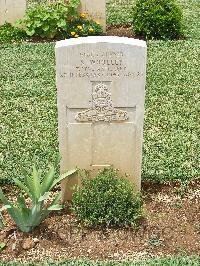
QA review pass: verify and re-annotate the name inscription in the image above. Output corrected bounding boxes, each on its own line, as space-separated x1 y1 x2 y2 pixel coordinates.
60 51 144 79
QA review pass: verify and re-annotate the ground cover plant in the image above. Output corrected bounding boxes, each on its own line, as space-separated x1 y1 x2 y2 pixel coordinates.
0 256 200 265
0 40 199 184
0 23 27 44
107 0 136 25
72 168 143 227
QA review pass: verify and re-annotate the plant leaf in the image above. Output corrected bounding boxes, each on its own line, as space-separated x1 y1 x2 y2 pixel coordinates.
17 196 27 209
0 188 30 231
12 178 31 197
0 243 6 252
26 29 35 36
0 188 12 206
12 206 30 232
47 192 61 209
31 165 41 199
0 211 5 229
42 193 61 220
47 204 63 211
57 20 66 27
50 169 77 190
38 192 50 202
40 166 55 195
24 168 40 201
25 177 35 200
29 203 42 229
0 205 12 211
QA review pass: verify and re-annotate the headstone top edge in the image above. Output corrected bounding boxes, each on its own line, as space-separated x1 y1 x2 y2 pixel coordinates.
55 36 147 49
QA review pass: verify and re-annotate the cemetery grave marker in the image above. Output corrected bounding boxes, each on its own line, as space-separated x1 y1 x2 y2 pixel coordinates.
0 0 26 25
79 0 106 32
56 36 147 200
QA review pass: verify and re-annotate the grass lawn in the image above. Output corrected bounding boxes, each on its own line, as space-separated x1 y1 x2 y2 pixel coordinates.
0 39 199 184
0 256 200 265
1 0 199 184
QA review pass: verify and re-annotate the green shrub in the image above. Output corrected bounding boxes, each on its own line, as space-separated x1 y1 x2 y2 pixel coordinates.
19 0 80 39
132 0 184 40
19 1 102 40
0 23 27 44
0 160 76 233
72 168 143 227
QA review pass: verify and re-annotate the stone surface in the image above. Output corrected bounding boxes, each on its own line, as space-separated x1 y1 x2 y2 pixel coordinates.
56 36 147 201
79 0 106 32
0 0 26 25
22 238 39 250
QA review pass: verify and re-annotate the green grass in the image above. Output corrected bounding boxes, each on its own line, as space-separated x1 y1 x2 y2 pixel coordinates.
0 43 59 183
0 256 200 265
143 40 199 182
177 0 200 39
107 0 136 25
0 41 199 184
0 0 199 184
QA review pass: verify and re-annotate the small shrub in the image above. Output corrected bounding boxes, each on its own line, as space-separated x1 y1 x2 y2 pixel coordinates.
72 168 143 227
19 1 103 40
132 0 184 40
0 23 27 44
19 0 80 39
0 161 76 233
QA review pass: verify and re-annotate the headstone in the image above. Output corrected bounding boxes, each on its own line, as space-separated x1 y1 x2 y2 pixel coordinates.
0 0 26 25
56 36 147 201
79 0 106 32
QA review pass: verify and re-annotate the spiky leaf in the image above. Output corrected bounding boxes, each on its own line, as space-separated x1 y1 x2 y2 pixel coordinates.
38 192 50 202
50 169 77 189
31 165 41 199
40 166 55 195
12 178 31 197
47 204 63 211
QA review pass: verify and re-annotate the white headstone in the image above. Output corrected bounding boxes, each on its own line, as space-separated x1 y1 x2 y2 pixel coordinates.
79 0 106 32
0 0 26 25
56 36 147 201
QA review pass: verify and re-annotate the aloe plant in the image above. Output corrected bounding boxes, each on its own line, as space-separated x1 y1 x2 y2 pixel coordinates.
0 164 76 233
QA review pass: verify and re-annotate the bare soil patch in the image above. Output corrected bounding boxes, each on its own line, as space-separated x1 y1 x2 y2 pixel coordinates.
106 25 134 38
0 181 200 263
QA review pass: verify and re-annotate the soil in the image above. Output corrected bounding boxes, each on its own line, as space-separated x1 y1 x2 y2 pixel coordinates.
0 180 200 263
106 25 135 38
